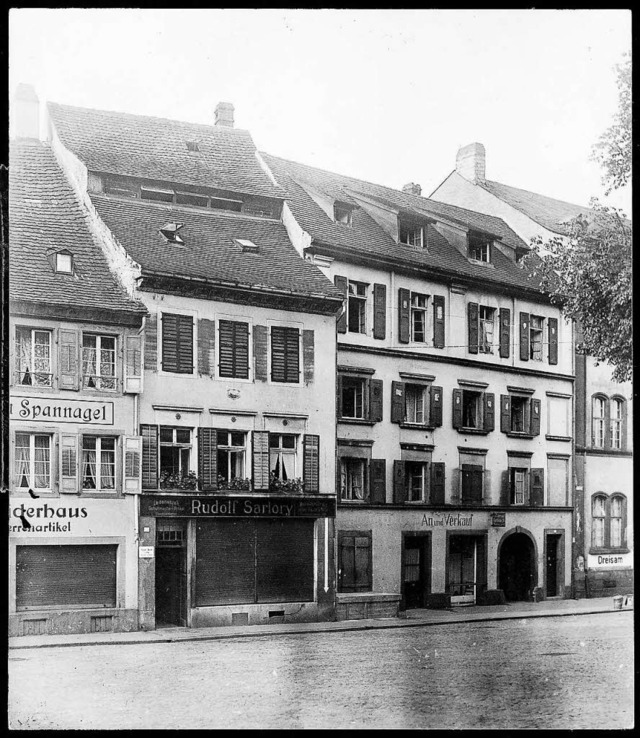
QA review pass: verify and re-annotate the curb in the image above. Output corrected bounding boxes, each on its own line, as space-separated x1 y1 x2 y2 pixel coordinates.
9 606 628 651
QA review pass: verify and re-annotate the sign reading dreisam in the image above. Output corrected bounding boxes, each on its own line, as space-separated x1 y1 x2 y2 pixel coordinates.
10 397 114 425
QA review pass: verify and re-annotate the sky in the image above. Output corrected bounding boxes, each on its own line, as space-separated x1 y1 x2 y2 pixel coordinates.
9 8 632 214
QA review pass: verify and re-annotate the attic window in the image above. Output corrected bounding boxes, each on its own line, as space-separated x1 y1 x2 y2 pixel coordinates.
159 222 185 245
234 238 259 253
186 141 200 152
334 203 353 227
399 221 426 248
141 186 174 204
468 234 491 263
210 196 243 213
56 252 73 274
176 192 208 208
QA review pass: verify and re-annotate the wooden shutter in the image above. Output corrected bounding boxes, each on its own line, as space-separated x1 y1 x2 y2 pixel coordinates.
144 314 157 372
530 468 544 506
256 519 315 602
370 459 386 504
431 462 445 504
390 381 405 424
398 288 411 343
499 308 510 358
60 433 79 494
59 329 79 390
373 283 386 339
123 436 142 494
162 313 193 373
198 428 218 492
530 398 541 436
369 379 383 422
430 385 443 427
483 392 495 432
452 388 462 429
462 464 483 503
621 401 628 451
500 469 510 506
433 295 445 348
140 424 159 490
467 302 479 354
252 430 270 491
124 334 143 393
302 329 315 385
303 434 320 493
336 374 343 419
548 317 558 365
519 312 530 361
500 395 511 433
271 326 300 383
177 315 194 373
393 460 407 504
219 321 249 379
253 324 268 381
198 318 216 378
335 276 348 334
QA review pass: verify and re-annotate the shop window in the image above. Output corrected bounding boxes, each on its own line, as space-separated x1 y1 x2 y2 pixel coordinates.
530 316 544 361
14 433 52 491
161 313 194 374
82 334 117 390
15 327 53 386
218 320 250 379
411 293 428 342
468 234 491 263
269 433 298 481
159 427 192 485
610 398 623 450
216 431 247 485
347 280 368 334
270 326 300 383
592 494 627 551
340 457 367 501
82 436 116 491
338 530 372 592
478 307 495 353
592 396 606 448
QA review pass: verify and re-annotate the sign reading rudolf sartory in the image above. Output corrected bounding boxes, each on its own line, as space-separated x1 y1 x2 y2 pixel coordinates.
140 494 336 519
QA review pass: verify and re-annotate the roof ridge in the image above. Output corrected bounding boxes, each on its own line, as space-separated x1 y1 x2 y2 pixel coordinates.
482 177 591 212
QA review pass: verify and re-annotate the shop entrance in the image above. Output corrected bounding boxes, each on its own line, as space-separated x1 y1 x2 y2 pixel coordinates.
402 534 430 609
155 520 187 627
545 533 563 598
448 535 478 605
499 532 536 602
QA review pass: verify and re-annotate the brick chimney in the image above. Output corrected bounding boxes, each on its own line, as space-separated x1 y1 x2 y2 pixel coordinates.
402 182 422 196
456 142 486 184
214 102 235 128
14 83 40 139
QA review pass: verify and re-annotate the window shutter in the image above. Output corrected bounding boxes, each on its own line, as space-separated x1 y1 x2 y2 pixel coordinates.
124 334 143 393
519 312 530 361
252 430 270 491
393 460 407 504
603 398 612 450
530 468 544 506
500 395 511 433
198 318 216 378
144 314 157 372
398 288 411 343
177 315 194 374
369 379 383 422
370 459 386 504
430 385 443 427
335 276 348 334
302 329 315 385
219 321 249 379
339 534 356 590
467 302 479 354
499 308 510 358
431 462 445 504
433 295 445 348
336 374 343 420
501 469 510 506
140 424 159 490
253 325 268 382
123 436 142 494
373 283 386 339
548 317 558 365
303 434 320 493
462 464 483 504
483 393 495 432
452 388 462 429
60 433 79 494
530 398 541 436
59 330 79 390
271 326 300 383
390 381 405 424
197 428 218 492
161 313 178 372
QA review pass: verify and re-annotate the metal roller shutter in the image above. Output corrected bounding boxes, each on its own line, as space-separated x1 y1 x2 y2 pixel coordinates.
256 519 314 603
16 545 117 610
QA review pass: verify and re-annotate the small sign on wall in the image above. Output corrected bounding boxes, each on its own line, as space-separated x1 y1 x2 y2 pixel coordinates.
491 512 506 527
138 546 155 558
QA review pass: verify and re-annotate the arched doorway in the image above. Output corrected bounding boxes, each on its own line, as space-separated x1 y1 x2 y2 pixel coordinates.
499 532 536 602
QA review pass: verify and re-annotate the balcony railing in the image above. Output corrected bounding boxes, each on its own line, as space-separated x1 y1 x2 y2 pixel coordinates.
15 370 53 387
82 374 118 391
151 474 306 495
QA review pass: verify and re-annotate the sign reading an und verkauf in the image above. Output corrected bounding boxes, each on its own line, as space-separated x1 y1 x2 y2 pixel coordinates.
10 396 114 425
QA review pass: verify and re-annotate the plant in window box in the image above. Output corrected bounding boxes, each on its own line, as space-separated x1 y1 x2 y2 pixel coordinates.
216 475 252 491
269 473 304 494
159 471 199 491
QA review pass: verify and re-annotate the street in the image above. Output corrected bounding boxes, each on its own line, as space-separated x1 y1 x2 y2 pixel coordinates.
9 612 633 730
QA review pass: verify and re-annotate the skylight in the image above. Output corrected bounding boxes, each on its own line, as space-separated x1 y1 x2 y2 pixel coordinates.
159 222 185 245
55 251 73 273
186 141 200 152
233 238 259 253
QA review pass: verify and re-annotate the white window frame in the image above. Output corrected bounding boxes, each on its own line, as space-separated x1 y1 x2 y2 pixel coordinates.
341 376 367 420
510 468 527 505
269 433 298 481
405 383 427 425
216 430 248 483
81 333 118 391
406 460 428 502
592 397 606 448
530 315 544 361
399 222 424 248
14 432 53 491
410 292 429 343
347 281 368 335
159 426 193 479
81 435 118 493
478 306 495 354
591 495 607 548
15 326 53 387
610 398 623 450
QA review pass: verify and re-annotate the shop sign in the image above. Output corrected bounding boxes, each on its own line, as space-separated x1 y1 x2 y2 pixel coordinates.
140 494 336 519
421 513 474 528
139 546 155 558
491 512 506 527
9 502 88 534
587 553 632 570
10 396 114 425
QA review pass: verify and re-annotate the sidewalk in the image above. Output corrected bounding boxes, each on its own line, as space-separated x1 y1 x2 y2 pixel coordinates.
9 595 632 651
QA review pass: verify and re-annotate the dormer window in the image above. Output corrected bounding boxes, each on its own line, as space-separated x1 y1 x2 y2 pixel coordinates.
468 233 491 263
159 222 185 245
185 141 200 152
210 196 243 213
334 202 353 227
399 222 425 248
55 251 73 274
234 238 259 253
141 186 174 204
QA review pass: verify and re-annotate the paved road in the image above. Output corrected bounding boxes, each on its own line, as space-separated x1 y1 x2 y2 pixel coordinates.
9 612 633 730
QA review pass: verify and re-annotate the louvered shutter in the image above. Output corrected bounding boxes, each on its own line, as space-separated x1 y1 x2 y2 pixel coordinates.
144 314 158 372
467 302 479 354
198 318 216 378
499 308 510 358
177 315 194 373
501 469 510 506
519 312 530 361
393 461 407 504
252 430 270 491
530 468 544 506
462 464 483 504
302 330 315 385
271 327 300 383
548 317 558 365
60 433 79 494
370 459 386 504
500 395 511 433
336 374 343 419
253 325 268 381
398 288 411 343
219 320 249 379
140 424 159 490
431 462 445 504
452 388 463 429
369 379 383 422
390 381 405 424
123 436 142 494
335 276 348 334
161 313 178 372
373 283 386 339
483 392 495 432
303 434 320 493
621 401 628 451
433 295 445 348
530 398 541 436
430 385 443 427
59 330 79 390
124 334 143 393
198 428 218 492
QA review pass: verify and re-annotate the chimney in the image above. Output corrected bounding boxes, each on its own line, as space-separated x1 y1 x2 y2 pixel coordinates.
456 142 486 184
14 83 40 139
214 102 235 128
402 182 422 196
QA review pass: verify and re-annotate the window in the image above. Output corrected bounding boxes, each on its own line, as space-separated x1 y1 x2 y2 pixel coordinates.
530 316 544 361
511 396 528 432
453 387 494 434
405 384 426 425
592 495 607 548
334 203 353 226
159 222 185 245
468 234 491 263
176 191 208 208
462 390 482 429
82 334 117 390
407 461 428 502
547 395 570 437
610 398 623 450
14 433 51 490
342 376 365 419
340 458 366 501
338 531 372 592
547 457 569 506
216 431 246 484
461 463 483 504
347 281 368 334
82 436 116 491
270 326 300 383
56 252 73 273
209 196 243 212
592 397 606 448
399 222 424 248
411 293 428 342
610 496 623 548
161 313 194 374
501 394 540 437
159 427 192 483
141 186 174 203
15 327 52 386
478 307 495 354
218 320 249 379
592 494 627 550
510 468 527 505
269 434 297 481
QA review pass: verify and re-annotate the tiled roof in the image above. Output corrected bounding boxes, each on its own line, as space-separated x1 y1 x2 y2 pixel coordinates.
9 139 146 317
47 102 283 200
90 195 342 301
262 154 541 293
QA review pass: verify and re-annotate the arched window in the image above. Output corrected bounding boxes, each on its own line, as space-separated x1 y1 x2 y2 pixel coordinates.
592 396 606 448
610 398 624 450
591 494 607 548
591 493 627 550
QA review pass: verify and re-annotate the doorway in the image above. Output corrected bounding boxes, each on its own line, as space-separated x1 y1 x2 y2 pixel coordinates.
545 533 563 598
155 520 187 627
448 535 477 605
402 534 430 609
499 532 536 602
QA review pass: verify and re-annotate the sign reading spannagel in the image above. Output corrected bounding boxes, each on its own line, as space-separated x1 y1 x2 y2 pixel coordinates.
10 396 114 425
